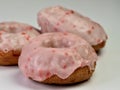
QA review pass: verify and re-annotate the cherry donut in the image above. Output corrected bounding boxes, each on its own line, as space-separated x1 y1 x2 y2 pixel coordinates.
18 32 97 84
0 21 40 65
38 6 108 51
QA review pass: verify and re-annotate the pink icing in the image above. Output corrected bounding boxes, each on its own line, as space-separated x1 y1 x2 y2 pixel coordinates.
37 6 107 45
18 32 97 81
0 22 40 52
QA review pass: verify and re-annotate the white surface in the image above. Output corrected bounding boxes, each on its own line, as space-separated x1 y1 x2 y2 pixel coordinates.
0 0 120 90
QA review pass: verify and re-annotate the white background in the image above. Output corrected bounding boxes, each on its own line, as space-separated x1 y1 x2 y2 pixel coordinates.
0 0 120 90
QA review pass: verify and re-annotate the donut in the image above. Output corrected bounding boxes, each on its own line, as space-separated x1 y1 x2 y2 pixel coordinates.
0 21 40 65
18 32 97 84
37 6 108 51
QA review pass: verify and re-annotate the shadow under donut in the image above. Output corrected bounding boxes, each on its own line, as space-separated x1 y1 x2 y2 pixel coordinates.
13 70 93 90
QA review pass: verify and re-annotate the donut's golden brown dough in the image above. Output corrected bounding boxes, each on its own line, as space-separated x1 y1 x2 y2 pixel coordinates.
42 65 95 85
93 41 106 51
0 50 20 65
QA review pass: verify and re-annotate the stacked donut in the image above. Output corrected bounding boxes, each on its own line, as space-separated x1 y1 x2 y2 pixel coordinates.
1 6 108 85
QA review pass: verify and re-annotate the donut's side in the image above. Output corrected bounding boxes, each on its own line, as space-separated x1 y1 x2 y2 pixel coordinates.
93 41 106 51
0 50 20 65
33 63 96 85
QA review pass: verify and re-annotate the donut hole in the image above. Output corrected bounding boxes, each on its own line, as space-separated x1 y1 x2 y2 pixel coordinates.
42 38 74 48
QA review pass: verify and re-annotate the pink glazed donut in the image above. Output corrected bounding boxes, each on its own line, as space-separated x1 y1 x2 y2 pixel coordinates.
38 6 108 51
0 21 40 65
18 32 97 84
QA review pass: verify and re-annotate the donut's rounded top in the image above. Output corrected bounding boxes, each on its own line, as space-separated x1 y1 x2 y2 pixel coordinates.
0 22 40 52
18 32 97 81
38 6 108 46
